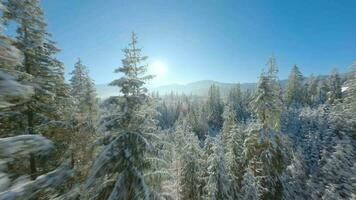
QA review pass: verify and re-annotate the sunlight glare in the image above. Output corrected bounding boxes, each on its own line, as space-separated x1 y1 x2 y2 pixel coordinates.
151 60 167 77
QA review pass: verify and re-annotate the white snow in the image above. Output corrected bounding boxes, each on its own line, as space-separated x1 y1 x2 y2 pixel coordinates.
342 86 348 92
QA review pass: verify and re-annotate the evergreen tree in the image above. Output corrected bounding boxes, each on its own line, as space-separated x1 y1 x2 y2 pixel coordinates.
246 72 287 199
251 73 282 130
282 150 309 200
305 74 318 106
206 84 223 133
69 58 99 131
343 62 356 138
227 84 250 123
317 78 329 104
4 0 71 180
205 138 232 200
266 55 283 103
326 68 342 104
240 168 262 200
179 125 204 200
85 32 160 199
285 65 303 106
226 123 246 198
221 104 236 147
0 10 71 196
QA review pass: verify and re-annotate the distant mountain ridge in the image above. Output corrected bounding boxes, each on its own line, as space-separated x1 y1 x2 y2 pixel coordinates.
95 72 350 99
96 80 271 99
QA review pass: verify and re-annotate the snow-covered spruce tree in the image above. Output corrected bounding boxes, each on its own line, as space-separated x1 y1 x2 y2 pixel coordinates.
298 106 328 175
326 68 342 104
221 103 247 198
179 138 204 200
221 103 236 148
343 62 356 137
285 65 304 107
169 116 192 200
141 98 172 200
305 74 319 107
68 59 100 183
0 2 32 108
187 100 209 140
240 168 262 200
85 32 162 200
3 0 72 180
281 149 309 200
154 131 176 200
251 72 282 130
178 119 204 200
200 135 215 198
226 123 246 199
205 137 232 200
227 84 250 123
266 55 283 104
245 72 287 200
318 138 355 199
307 71 356 199
206 84 223 134
69 58 99 132
0 17 71 198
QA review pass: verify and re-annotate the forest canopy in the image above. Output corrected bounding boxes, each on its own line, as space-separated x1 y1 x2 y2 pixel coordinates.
0 0 355 200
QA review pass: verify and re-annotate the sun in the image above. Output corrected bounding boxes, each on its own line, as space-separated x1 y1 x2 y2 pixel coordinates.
150 60 167 77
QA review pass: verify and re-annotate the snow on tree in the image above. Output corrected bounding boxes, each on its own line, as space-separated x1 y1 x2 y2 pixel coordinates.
305 74 319 106
205 137 232 200
282 149 309 200
251 72 282 130
326 68 342 104
266 55 283 104
0 135 72 200
177 119 204 200
227 84 250 123
3 0 72 180
0 28 71 198
240 168 262 200
206 84 223 134
285 65 304 107
69 58 100 131
342 62 356 137
221 103 236 148
226 123 246 198
245 71 288 199
84 32 166 200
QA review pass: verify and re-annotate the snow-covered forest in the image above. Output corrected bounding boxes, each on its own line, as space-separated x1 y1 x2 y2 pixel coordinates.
0 0 355 199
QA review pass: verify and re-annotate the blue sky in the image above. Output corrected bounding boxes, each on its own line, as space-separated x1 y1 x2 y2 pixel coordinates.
41 0 356 85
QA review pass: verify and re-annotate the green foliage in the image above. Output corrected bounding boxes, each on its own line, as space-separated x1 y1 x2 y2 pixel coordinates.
285 65 303 106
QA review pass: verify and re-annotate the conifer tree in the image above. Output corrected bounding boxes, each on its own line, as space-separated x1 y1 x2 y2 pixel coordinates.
221 104 236 147
251 73 282 130
282 150 309 200
179 126 204 200
227 84 250 123
0 6 71 196
343 62 356 137
206 84 223 133
327 68 342 104
85 32 160 199
285 65 303 106
246 72 286 199
226 123 246 198
4 0 71 180
266 55 283 103
305 75 318 106
205 138 232 200
240 168 262 200
69 58 99 131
